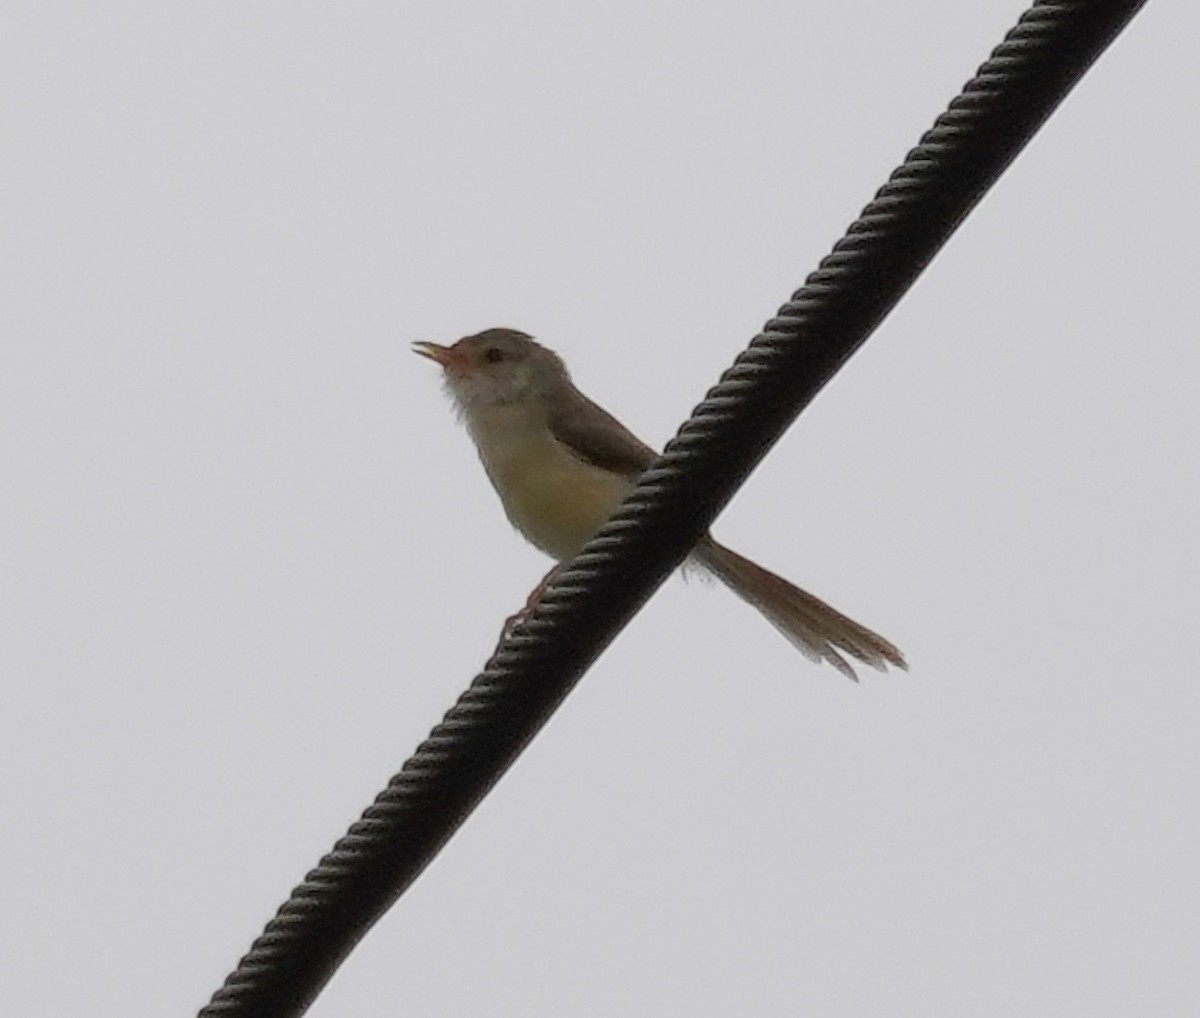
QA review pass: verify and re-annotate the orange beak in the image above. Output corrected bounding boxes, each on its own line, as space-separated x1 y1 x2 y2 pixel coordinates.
412 340 468 376
412 341 456 368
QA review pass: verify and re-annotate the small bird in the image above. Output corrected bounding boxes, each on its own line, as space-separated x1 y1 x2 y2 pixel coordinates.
414 327 905 679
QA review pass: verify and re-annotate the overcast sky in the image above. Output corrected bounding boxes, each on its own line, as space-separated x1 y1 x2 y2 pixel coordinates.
3 2 1196 1016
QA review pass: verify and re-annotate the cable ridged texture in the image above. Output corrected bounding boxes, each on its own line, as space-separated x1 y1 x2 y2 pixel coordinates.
199 3 1146 1015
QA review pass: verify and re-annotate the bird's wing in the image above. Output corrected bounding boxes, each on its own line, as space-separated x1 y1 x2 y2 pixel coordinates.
547 383 658 481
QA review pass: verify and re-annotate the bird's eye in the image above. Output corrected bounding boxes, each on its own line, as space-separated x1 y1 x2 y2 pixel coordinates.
483 347 505 364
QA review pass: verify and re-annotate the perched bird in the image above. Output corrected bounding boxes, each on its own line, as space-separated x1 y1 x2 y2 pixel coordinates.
414 327 905 679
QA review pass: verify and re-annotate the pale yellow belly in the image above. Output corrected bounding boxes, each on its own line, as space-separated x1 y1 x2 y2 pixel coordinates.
476 423 634 561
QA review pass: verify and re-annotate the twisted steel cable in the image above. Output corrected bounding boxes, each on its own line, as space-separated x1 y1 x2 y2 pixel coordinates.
199 3 1146 1015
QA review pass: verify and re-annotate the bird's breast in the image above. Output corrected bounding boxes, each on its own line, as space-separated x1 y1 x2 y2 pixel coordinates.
465 403 633 561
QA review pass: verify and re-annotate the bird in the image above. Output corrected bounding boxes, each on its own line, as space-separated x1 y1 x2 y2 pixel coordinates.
414 327 905 679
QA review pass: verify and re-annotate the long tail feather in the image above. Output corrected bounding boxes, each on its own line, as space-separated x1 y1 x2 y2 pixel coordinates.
692 537 906 681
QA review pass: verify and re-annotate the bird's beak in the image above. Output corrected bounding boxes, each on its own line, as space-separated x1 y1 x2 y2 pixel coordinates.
412 341 455 367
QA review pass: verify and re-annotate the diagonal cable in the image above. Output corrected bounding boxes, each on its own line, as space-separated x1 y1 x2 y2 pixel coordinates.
198 3 1147 1015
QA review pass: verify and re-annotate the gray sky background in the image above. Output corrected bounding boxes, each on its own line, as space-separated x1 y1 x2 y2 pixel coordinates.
3 3 1196 1016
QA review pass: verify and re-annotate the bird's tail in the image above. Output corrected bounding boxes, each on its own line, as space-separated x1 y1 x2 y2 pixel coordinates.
691 537 906 681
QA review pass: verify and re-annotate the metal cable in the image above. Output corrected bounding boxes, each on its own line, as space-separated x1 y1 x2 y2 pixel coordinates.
199 3 1146 1015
